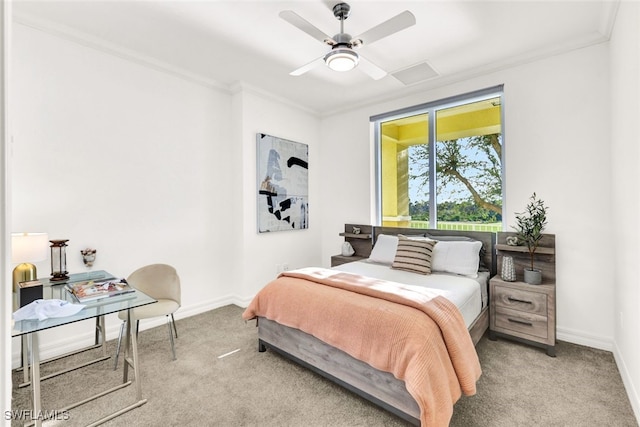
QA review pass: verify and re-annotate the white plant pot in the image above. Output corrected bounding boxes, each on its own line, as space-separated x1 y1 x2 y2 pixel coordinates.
524 268 542 285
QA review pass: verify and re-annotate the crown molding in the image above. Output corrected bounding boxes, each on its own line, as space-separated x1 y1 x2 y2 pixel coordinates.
321 27 611 118
599 0 621 39
14 10 322 117
229 81 320 117
13 11 231 95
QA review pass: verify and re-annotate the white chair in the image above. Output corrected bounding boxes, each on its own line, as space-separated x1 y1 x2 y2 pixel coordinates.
113 264 181 369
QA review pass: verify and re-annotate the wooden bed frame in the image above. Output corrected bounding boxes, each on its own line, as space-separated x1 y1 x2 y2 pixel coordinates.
255 226 497 425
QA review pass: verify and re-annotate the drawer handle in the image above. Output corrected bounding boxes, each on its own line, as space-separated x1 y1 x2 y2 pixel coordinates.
508 318 533 327
507 297 532 305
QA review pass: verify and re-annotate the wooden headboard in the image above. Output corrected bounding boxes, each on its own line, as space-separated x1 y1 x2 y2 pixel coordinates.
342 224 497 276
374 226 497 276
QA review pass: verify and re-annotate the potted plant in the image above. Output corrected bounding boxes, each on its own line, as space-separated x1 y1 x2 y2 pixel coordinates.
513 193 548 285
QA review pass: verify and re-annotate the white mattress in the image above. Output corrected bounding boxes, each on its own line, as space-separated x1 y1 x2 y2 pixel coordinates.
333 260 488 328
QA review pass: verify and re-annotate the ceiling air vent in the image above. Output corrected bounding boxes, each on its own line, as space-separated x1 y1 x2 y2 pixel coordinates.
391 62 439 85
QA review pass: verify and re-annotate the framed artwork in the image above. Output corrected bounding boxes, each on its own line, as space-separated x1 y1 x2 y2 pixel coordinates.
256 133 309 233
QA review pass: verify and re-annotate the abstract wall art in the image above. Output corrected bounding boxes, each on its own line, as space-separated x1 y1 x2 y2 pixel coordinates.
256 133 309 232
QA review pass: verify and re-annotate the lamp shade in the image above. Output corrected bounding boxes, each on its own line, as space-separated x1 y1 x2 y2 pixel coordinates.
12 232 49 263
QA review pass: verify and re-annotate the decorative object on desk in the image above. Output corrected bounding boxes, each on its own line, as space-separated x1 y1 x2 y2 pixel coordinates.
257 133 309 233
11 232 49 292
500 256 517 282
505 236 518 246
66 278 134 302
81 248 97 268
50 239 70 282
513 193 548 285
341 241 355 256
352 226 361 235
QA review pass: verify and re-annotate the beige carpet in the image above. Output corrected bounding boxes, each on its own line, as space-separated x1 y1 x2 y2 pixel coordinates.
11 305 638 426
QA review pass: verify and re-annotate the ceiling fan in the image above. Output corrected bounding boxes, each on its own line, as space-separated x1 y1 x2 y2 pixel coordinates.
280 2 416 80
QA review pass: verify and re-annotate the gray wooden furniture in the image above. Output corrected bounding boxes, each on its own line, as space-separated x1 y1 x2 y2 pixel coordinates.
257 225 496 425
489 232 556 356
330 223 373 267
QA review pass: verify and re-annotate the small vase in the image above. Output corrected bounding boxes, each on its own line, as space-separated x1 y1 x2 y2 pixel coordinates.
524 268 542 285
501 256 516 282
81 248 97 269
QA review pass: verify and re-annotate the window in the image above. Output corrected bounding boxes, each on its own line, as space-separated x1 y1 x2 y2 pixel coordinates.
372 86 504 231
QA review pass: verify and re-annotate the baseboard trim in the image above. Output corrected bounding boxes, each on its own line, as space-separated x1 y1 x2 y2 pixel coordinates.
556 326 613 351
232 295 255 308
613 341 640 423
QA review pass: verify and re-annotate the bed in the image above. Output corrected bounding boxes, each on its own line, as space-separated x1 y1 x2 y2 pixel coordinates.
243 226 496 426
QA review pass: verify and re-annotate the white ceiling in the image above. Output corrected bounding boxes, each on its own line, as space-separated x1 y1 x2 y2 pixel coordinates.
13 0 619 115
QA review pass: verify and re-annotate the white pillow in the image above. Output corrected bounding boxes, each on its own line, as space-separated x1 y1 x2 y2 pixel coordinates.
431 240 482 277
368 234 399 265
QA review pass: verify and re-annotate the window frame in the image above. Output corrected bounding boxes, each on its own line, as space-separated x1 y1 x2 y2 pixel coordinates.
371 85 505 229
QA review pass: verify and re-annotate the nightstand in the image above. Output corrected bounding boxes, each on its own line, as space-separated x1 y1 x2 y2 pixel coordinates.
489 277 556 356
331 224 373 267
490 231 556 357
330 254 366 267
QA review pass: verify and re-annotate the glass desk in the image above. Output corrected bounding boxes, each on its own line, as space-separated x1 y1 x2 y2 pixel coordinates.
11 271 156 427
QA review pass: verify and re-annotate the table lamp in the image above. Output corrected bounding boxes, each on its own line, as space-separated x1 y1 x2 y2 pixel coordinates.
12 232 49 292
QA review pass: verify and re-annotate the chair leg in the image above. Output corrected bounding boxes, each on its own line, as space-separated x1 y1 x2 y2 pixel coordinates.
113 320 126 370
171 313 178 338
167 315 176 360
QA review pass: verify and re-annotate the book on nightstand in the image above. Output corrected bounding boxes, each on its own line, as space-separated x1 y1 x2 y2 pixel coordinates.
66 278 134 303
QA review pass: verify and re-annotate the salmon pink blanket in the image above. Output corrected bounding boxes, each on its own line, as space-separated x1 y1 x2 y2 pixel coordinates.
242 267 482 426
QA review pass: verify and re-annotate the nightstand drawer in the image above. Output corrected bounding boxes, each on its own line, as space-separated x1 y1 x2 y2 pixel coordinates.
494 306 548 339
493 286 547 316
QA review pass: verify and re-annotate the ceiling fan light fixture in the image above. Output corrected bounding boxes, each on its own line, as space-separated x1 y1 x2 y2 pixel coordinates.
324 48 359 72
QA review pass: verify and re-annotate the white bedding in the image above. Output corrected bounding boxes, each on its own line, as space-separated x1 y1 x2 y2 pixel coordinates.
333 260 488 328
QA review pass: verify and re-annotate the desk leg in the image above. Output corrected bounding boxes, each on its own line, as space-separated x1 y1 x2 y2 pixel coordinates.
122 309 142 400
98 316 107 357
76 308 145 426
22 335 29 384
28 332 42 427
130 316 142 401
122 311 131 382
95 317 100 345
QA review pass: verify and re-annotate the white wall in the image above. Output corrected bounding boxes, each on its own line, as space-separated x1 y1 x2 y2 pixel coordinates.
320 43 614 350
319 108 376 262
233 86 322 302
610 0 640 419
9 23 236 363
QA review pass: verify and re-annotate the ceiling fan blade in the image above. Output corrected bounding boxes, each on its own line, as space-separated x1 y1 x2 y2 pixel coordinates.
279 10 336 45
352 10 416 47
358 56 387 80
290 56 325 76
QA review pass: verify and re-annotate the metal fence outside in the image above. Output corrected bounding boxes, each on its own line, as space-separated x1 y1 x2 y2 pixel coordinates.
409 221 502 232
